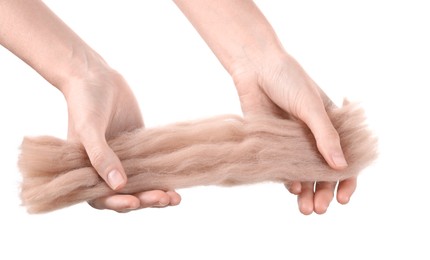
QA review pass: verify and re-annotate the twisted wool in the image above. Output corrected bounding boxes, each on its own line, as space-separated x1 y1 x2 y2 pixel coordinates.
18 102 377 213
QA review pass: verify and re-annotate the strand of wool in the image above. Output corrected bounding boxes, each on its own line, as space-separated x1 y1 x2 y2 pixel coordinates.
18 102 377 213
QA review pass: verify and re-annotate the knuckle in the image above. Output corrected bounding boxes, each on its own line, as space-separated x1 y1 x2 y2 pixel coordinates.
326 130 341 143
315 126 340 144
87 147 106 171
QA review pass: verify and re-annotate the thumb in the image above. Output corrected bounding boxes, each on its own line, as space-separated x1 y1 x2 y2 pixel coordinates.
300 99 348 170
81 132 127 190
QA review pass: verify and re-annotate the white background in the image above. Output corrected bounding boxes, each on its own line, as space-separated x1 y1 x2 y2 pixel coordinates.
1 1 429 259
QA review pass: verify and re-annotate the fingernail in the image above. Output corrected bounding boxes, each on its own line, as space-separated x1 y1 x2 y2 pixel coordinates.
157 197 169 207
332 153 348 168
107 170 124 190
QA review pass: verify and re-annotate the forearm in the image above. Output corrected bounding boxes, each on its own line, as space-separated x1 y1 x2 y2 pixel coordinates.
0 0 104 90
173 0 286 77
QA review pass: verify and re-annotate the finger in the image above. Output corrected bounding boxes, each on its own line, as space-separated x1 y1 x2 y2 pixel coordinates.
284 181 302 195
297 182 315 215
300 97 348 170
336 177 357 204
88 194 140 212
135 190 172 208
314 181 337 214
81 130 127 191
166 190 182 206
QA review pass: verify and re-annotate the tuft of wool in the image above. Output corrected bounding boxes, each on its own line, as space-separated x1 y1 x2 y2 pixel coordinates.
18 102 377 213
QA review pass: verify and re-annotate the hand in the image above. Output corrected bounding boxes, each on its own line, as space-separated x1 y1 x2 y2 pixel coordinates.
232 53 355 215
63 67 181 212
0 0 181 212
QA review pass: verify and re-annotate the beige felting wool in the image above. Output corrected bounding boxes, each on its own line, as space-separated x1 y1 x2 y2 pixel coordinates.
18 101 377 213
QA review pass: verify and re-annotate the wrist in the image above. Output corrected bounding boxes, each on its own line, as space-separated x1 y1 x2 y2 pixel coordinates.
55 47 112 96
229 44 289 87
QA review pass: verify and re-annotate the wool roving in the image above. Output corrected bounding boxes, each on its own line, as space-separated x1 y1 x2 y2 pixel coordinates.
18 102 377 213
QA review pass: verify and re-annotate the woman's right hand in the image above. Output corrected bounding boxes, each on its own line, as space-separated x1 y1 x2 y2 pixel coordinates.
232 53 354 215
